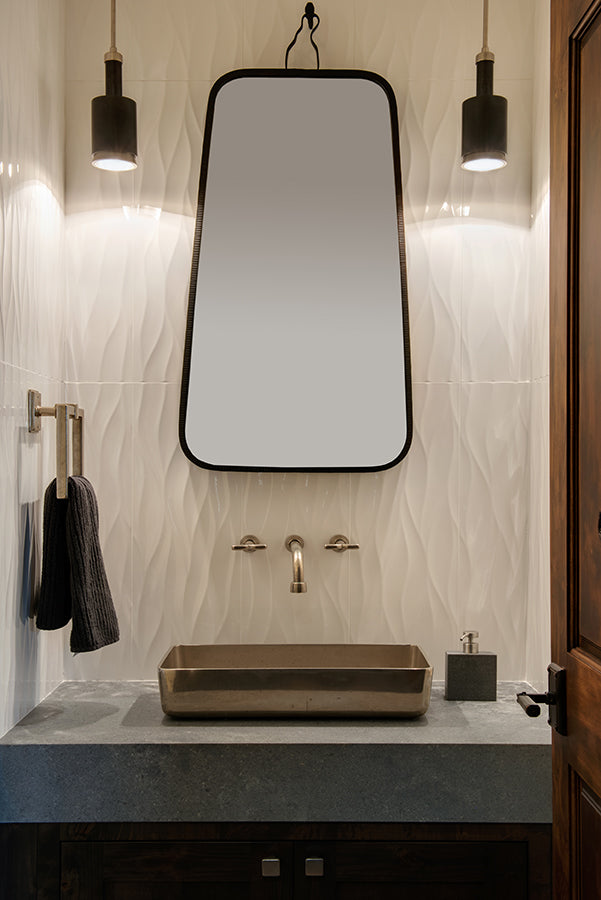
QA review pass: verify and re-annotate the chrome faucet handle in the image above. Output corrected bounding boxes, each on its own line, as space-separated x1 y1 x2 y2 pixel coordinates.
232 534 267 552
324 534 360 552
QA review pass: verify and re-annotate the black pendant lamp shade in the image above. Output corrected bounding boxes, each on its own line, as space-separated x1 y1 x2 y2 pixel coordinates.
461 1 507 172
91 1 137 171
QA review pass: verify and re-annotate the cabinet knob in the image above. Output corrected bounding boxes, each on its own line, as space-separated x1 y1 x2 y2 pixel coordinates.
305 857 324 877
261 858 280 877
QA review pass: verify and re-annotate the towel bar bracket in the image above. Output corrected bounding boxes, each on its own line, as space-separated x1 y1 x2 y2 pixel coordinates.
27 390 42 433
27 389 85 498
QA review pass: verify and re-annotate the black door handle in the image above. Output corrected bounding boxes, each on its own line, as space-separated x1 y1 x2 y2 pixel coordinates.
516 662 567 735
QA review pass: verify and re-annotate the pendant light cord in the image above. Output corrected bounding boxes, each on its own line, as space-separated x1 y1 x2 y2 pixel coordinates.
481 0 489 52
110 0 117 52
105 0 122 62
476 0 494 62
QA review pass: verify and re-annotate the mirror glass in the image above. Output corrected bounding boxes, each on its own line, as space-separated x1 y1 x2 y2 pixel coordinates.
180 70 412 471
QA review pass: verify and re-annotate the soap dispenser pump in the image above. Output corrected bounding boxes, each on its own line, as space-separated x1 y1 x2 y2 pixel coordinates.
445 630 497 701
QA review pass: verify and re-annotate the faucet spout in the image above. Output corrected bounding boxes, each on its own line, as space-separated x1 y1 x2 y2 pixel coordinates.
285 535 307 593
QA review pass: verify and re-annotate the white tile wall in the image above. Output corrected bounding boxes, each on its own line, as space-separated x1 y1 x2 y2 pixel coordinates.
1 0 551 728
62 0 550 684
526 0 551 686
0 0 66 735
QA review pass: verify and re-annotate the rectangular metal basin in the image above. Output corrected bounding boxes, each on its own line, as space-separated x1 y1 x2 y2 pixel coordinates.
158 644 432 718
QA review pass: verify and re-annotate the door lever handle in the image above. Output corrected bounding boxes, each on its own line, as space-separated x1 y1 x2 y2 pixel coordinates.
516 662 567 735
517 691 553 717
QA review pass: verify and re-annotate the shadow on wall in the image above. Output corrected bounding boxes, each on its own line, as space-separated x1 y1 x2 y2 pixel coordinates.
20 501 40 625
10 421 44 725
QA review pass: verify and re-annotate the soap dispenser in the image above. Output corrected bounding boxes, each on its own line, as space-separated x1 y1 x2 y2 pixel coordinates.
445 631 497 701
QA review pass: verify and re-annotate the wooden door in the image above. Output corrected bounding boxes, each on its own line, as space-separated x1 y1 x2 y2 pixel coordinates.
551 0 601 897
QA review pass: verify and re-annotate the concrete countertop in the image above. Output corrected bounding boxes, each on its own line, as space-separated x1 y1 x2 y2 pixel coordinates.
0 681 551 824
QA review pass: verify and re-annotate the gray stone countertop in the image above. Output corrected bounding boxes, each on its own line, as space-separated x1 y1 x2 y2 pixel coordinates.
0 681 551 824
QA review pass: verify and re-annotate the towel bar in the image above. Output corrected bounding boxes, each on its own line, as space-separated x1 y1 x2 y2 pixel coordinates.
28 389 85 499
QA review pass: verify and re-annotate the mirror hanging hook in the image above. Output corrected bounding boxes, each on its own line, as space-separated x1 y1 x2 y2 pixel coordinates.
285 2 320 70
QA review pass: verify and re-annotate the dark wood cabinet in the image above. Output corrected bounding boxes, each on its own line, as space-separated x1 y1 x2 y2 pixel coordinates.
1 822 551 899
294 839 528 899
61 840 292 900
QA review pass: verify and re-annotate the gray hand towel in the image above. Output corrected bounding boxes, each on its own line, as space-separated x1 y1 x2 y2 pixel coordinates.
36 480 71 629
36 476 119 653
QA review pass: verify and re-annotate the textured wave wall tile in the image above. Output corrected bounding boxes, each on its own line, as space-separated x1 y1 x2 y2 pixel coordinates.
66 79 209 217
244 0 354 69
0 0 65 196
354 0 472 85
1 184 65 377
0 362 25 734
0 366 65 735
458 383 530 680
63 382 135 680
460 223 531 383
16 372 66 718
131 213 194 383
65 212 134 382
240 471 351 644
66 211 193 384
532 0 550 219
67 0 244 83
529 194 550 383
525 378 550 684
406 221 462 383
0 0 67 735
128 81 209 218
0 0 65 378
130 383 244 677
54 0 550 687
349 384 460 669
530 0 550 384
398 79 465 226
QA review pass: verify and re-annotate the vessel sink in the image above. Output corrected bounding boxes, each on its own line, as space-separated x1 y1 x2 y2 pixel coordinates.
158 644 432 718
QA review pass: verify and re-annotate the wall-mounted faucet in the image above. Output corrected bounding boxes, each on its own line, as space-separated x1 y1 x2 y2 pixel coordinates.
233 532 358 594
285 535 307 593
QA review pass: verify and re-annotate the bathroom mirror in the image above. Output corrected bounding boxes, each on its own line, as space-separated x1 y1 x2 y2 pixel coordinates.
180 69 412 471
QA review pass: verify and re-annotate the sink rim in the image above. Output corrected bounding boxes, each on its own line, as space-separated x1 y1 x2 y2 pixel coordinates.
158 642 432 673
158 643 433 719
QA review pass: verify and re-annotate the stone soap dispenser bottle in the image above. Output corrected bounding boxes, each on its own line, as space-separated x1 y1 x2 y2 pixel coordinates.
445 631 497 701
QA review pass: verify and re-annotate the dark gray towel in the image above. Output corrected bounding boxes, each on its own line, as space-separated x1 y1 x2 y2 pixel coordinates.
36 476 119 653
36 480 71 629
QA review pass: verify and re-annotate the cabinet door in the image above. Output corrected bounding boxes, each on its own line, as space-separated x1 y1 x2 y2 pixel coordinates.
295 841 528 899
61 841 292 900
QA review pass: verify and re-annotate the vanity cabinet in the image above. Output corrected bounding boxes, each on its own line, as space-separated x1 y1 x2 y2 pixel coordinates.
61 840 291 899
2 822 551 899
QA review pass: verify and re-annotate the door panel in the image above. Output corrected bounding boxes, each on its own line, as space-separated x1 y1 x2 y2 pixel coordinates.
577 1 601 655
551 0 601 896
579 783 601 899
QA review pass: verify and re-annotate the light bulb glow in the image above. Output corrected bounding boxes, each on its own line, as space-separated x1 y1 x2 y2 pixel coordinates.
92 155 137 172
461 155 507 172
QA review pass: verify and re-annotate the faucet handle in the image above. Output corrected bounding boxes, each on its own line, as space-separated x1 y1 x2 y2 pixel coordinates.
232 534 267 552
324 534 360 552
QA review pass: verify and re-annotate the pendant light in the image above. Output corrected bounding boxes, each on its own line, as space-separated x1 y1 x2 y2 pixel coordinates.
91 0 138 171
461 0 507 172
